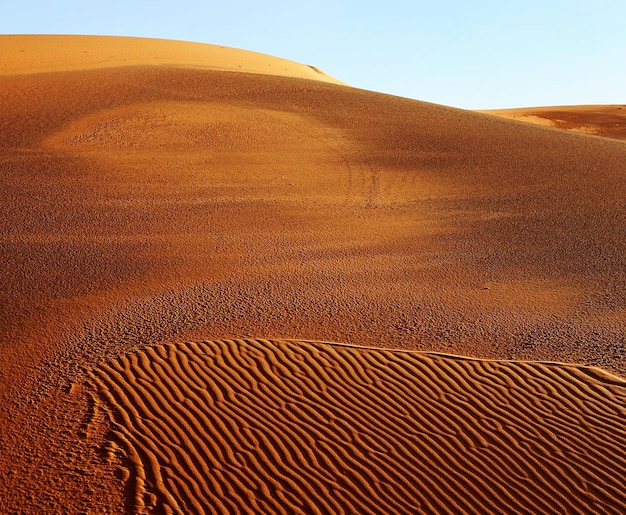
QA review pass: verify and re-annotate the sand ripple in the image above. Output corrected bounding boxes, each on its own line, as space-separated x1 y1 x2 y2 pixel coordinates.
89 339 626 514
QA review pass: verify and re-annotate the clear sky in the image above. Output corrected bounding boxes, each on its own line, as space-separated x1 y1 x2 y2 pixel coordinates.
2 0 624 109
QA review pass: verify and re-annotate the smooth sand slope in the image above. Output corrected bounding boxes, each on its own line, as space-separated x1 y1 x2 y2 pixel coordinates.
89 339 626 514
481 105 626 142
0 34 343 84
1 35 626 512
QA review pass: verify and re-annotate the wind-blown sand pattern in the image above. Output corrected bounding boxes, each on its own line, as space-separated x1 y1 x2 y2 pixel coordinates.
1 35 626 512
90 339 626 514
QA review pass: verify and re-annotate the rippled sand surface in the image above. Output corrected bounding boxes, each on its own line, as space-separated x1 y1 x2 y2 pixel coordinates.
1 35 625 512
90 339 626 514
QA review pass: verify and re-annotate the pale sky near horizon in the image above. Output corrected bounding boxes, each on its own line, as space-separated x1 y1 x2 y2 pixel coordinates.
2 1 624 109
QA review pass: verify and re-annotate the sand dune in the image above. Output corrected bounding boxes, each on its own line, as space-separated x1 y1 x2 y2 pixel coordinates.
480 105 626 142
0 34 344 84
89 339 626 514
1 35 626 512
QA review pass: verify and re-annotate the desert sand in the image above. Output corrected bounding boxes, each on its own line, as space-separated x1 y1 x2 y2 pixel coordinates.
91 339 626 514
1 35 625 513
0 34 344 84
480 105 626 141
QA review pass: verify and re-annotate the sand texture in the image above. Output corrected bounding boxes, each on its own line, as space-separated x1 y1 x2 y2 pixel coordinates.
89 338 626 514
480 105 626 141
1 35 626 512
0 35 344 84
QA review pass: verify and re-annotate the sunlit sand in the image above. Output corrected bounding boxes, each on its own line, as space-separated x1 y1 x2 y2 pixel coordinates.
480 104 626 141
1 35 625 513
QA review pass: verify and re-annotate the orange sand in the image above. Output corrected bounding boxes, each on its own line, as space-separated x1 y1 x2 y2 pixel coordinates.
0 34 344 84
480 105 626 141
1 35 625 512
90 339 626 514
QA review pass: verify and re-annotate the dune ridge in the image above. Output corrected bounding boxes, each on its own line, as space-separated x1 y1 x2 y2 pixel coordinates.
89 338 626 514
0 35 344 84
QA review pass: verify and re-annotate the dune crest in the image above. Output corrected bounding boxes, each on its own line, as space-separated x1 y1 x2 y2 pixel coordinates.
89 338 626 514
0 35 344 84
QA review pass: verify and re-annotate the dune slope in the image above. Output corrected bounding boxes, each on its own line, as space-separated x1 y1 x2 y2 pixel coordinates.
0 34 344 84
480 105 626 142
1 35 625 512
89 338 626 514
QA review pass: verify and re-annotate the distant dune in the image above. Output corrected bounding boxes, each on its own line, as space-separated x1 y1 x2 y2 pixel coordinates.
480 105 626 142
0 34 344 84
1 35 625 513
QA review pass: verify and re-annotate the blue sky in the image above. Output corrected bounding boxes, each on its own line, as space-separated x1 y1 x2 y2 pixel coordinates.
2 0 624 109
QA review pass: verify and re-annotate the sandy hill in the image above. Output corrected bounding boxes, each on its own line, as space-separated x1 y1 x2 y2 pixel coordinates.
0 34 344 84
481 104 626 142
1 35 625 513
